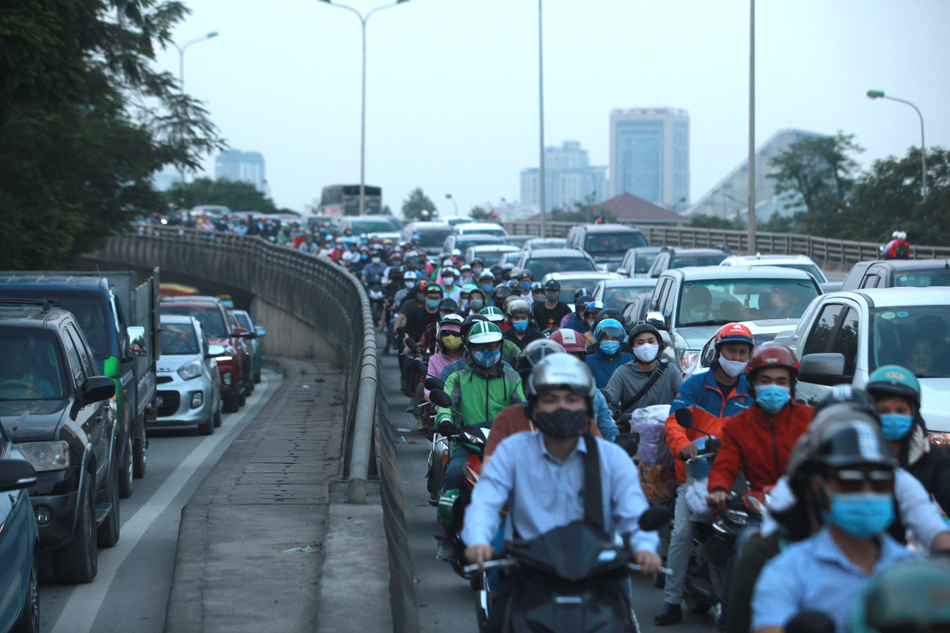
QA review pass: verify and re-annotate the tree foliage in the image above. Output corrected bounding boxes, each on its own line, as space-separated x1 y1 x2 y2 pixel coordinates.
165 178 277 213
469 206 497 222
686 215 742 230
550 193 616 224
0 0 223 269
401 187 437 221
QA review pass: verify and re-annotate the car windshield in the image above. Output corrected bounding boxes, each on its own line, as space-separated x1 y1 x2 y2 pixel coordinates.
892 269 950 288
524 257 596 279
463 227 506 237
556 277 607 304
456 237 502 250
416 228 456 247
162 305 228 337
868 306 950 378
527 239 567 251
349 219 394 234
0 328 66 400
2 290 111 359
676 278 819 327
602 284 655 311
635 252 659 273
472 249 515 267
161 322 200 355
584 232 647 254
671 253 728 268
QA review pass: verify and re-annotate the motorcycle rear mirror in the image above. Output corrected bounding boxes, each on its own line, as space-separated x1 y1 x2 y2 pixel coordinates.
674 408 694 429
638 506 671 532
424 377 444 392
396 326 406 336
785 611 836 633
405 338 417 352
410 359 427 375
614 432 640 457
429 389 452 409
437 421 459 437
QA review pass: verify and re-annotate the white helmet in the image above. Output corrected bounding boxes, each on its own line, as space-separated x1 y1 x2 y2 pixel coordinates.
892 231 900 239
899 231 907 240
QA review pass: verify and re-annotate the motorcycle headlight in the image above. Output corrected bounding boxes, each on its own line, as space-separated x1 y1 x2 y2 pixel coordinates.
725 509 748 525
18 440 70 472
177 360 203 381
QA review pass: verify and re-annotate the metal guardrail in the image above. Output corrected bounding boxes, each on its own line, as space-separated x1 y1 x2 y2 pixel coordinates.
501 221 950 264
90 226 378 504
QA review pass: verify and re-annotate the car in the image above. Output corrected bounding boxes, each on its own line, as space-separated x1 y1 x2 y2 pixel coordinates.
456 223 508 238
591 278 658 312
503 235 533 249
541 272 622 312
0 299 120 584
155 315 224 435
647 266 822 374
772 287 950 438
497 251 523 268
446 217 473 227
519 237 567 252
365 231 401 244
513 248 597 280
720 253 829 284
441 234 505 261
231 309 266 383
332 215 403 235
620 291 656 329
646 247 730 278
840 259 950 291
616 246 663 278
464 244 521 269
400 221 457 257
160 297 255 413
0 423 40 632
565 224 648 272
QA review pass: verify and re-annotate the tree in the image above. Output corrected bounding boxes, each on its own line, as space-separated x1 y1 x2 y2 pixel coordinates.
401 188 436 221
470 206 497 222
381 205 393 216
550 193 615 224
686 215 742 230
165 178 277 214
0 0 223 269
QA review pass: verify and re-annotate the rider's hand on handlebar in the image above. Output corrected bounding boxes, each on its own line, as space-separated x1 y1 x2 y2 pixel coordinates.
632 550 662 576
680 445 699 461
707 489 729 511
465 543 494 571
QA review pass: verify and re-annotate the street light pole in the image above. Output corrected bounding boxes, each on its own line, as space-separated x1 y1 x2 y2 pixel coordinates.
747 0 756 252
537 0 547 238
445 193 459 217
171 31 218 184
320 1 409 216
867 90 927 199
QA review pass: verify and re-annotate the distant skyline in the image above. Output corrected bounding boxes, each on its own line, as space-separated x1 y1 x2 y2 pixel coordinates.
154 1 950 214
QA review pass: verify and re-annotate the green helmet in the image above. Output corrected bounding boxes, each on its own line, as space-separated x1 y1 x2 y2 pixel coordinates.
866 364 921 409
466 320 502 345
438 489 460 524
479 306 505 324
850 559 950 633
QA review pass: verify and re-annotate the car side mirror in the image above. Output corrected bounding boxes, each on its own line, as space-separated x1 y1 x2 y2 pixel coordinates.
127 326 147 357
798 353 850 386
256 328 267 338
206 344 227 357
84 375 116 404
429 389 452 408
233 327 257 339
0 459 37 493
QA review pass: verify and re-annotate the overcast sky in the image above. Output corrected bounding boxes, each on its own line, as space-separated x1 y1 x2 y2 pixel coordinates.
155 0 950 215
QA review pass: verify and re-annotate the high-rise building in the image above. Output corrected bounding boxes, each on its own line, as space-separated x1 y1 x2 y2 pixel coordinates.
609 108 689 208
520 141 609 213
215 149 267 194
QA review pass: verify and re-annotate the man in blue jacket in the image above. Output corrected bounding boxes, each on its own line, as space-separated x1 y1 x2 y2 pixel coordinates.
586 318 634 389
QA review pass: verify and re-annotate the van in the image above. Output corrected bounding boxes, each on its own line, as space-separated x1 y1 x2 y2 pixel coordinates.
565 224 648 272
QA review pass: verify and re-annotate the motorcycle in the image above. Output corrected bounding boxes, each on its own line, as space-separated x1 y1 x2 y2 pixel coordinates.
364 274 385 325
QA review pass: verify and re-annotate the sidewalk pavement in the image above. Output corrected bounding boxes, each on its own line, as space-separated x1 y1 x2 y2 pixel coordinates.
164 358 392 633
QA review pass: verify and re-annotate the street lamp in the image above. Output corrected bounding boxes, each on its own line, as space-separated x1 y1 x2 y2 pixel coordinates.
537 0 547 238
319 0 410 216
867 90 927 199
445 193 459 217
671 196 687 214
171 31 219 183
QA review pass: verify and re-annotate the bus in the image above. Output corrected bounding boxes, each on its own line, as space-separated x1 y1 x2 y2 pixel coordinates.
318 184 382 216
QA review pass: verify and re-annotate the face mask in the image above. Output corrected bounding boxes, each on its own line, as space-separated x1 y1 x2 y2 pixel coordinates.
600 340 621 356
521 281 532 291
533 407 587 439
472 349 501 369
533 295 544 303
426 299 440 310
755 384 790 414
880 413 914 441
470 299 484 311
633 343 659 363
472 268 483 277
443 277 454 286
545 291 559 302
371 257 381 264
460 300 469 311
360 254 368 260
416 293 424 304
822 490 895 539
719 358 747 378
405 281 415 289
442 334 463 350
481 284 494 293
512 320 529 332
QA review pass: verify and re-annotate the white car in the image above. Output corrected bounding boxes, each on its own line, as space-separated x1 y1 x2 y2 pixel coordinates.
773 287 950 438
456 223 508 238
720 254 829 285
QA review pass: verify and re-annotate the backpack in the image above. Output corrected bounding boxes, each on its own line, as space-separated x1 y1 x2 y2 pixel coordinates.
895 241 910 259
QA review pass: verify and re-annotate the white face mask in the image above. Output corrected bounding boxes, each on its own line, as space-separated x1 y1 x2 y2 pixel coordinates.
719 358 747 378
405 280 415 289
443 277 454 285
371 257 381 264
633 343 659 363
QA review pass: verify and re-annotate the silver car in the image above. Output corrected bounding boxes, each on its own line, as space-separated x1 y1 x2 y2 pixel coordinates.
155 315 224 435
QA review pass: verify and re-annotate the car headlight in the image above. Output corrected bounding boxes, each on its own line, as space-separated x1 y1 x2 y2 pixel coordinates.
929 432 950 451
177 360 203 381
680 350 701 373
18 441 70 472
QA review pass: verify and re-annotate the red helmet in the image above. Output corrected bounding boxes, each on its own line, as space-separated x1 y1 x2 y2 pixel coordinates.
747 342 799 376
715 323 754 352
548 328 587 353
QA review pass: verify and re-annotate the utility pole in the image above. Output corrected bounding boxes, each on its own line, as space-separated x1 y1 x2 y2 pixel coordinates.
747 0 756 253
537 0 547 238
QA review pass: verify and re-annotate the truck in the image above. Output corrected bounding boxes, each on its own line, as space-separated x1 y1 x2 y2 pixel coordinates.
0 269 161 499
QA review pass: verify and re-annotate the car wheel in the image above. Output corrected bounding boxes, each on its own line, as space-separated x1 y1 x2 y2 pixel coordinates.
52 474 97 584
133 438 147 479
197 409 214 436
213 399 223 427
222 391 239 413
245 373 254 396
12 553 39 633
118 432 133 499
253 371 261 384
97 459 121 548
237 382 246 407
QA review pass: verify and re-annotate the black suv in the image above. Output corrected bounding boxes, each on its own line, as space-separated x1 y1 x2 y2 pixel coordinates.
0 299 119 584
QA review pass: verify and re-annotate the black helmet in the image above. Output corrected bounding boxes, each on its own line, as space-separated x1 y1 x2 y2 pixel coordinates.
593 308 623 329
489 265 504 277
515 338 566 381
388 265 405 276
492 286 512 303
470 258 485 268
530 281 543 291
423 283 443 296
460 313 489 340
810 417 895 471
575 294 594 313
628 323 664 352
543 279 561 292
438 298 458 312
813 385 880 422
506 279 521 291
573 288 590 303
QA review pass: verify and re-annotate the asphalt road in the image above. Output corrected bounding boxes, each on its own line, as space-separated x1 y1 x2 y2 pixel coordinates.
381 351 715 633
38 368 282 633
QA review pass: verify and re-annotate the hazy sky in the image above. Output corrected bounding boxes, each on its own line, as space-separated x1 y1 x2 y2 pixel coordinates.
155 0 950 215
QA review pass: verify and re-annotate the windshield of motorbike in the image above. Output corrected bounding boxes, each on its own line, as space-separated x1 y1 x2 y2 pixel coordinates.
0 328 67 400
525 257 596 280
162 306 228 337
584 232 647 255
868 306 950 378
676 278 819 327
892 268 950 288
161 322 200 355
671 253 728 269
416 227 456 248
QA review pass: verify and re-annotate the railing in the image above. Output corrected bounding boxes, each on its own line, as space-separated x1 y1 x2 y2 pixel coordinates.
501 221 950 264
89 226 378 504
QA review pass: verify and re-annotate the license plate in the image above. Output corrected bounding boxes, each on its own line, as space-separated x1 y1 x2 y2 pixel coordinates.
156 397 164 407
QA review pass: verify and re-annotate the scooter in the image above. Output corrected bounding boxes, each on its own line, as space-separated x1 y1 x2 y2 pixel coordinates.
424 378 449 504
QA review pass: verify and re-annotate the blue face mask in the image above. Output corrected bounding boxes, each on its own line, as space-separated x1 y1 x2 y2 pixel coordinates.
755 384 790 414
360 254 368 260
472 349 501 368
521 281 532 291
426 299 440 309
512 320 528 332
599 340 621 356
880 413 914 441
481 284 494 293
822 490 895 539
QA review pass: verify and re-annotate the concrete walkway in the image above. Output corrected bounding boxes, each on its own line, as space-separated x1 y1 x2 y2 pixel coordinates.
164 358 391 633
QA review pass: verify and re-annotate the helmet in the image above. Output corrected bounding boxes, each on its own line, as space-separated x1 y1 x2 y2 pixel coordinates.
714 323 754 352
467 320 503 345
850 560 950 633
747 342 799 377
594 318 626 342
503 263 514 271
438 298 458 312
515 338 566 380
520 269 533 280
866 365 921 410
892 231 900 239
573 288 590 303
506 279 521 291
460 313 489 340
490 265 504 277
524 354 596 401
575 294 595 313
389 265 405 276
461 283 478 294
460 264 472 272
813 385 880 421
439 313 464 329
584 300 606 318
543 279 561 292
424 283 443 296
479 306 505 323
492 286 512 303
404 270 418 281
507 299 532 317
810 417 895 471
452 248 462 257
593 308 623 329
645 312 667 331
531 281 543 291
479 271 495 282
548 328 587 353
470 258 485 268
628 323 663 351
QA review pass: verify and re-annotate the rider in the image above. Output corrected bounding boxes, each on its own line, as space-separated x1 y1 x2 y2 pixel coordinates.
656 323 755 626
463 354 662 633
440 266 461 302
424 314 466 398
503 299 543 351
560 288 590 328
360 251 387 285
479 307 520 360
549 328 620 442
603 324 683 415
585 318 634 389
532 279 571 331
564 295 596 345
